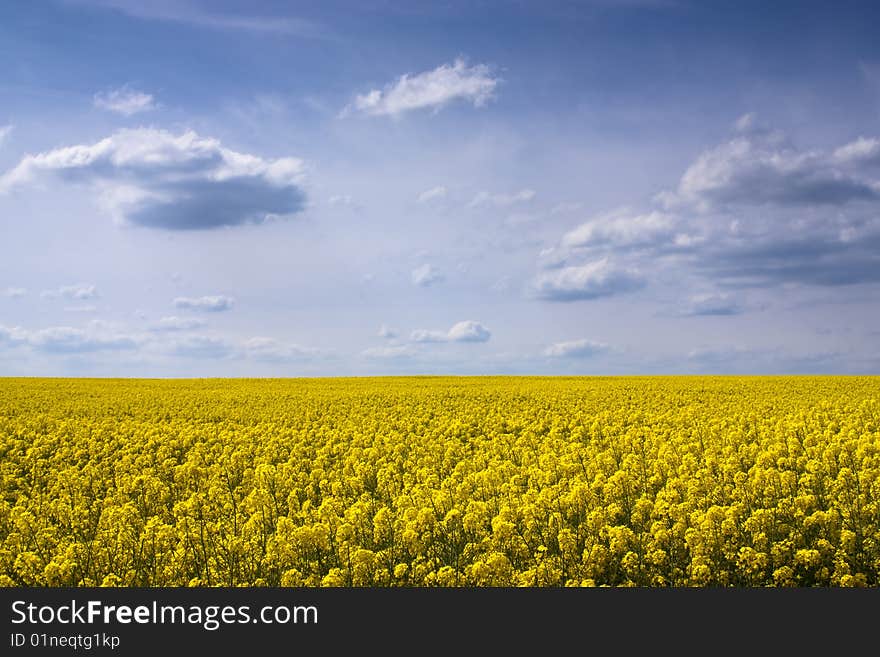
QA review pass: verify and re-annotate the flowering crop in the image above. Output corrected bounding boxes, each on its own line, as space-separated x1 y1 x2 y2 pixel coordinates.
1 376 878 586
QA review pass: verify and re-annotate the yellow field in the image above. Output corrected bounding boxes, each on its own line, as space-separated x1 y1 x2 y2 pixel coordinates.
1 376 878 587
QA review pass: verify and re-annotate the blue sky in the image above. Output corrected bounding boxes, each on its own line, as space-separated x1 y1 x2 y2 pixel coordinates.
1 0 879 376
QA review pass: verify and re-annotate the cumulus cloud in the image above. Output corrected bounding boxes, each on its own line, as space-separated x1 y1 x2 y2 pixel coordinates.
411 320 491 343
93 86 157 115
2 287 26 298
173 295 234 312
468 188 536 208
151 316 207 331
243 337 318 362
662 118 879 210
0 128 307 230
531 258 645 302
417 186 448 203
40 284 98 300
411 264 444 287
544 339 609 358
535 117 880 293
346 58 499 118
561 210 678 250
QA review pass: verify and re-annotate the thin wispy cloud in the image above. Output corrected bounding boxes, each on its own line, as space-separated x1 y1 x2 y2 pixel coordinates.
468 189 536 208
544 339 609 358
411 264 444 287
93 86 157 115
40 284 98 300
173 295 234 312
70 0 324 37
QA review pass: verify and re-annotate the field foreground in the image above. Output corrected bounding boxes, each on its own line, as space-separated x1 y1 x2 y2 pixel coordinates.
1 376 878 587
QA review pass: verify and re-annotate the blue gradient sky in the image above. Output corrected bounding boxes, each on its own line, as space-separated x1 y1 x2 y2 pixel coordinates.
1 0 879 375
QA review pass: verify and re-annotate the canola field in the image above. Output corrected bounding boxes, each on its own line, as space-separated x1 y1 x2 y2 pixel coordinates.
1 376 878 587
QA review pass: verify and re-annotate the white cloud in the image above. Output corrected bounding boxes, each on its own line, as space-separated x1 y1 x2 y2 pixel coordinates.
544 339 609 358
561 210 677 249
71 1 322 37
412 264 444 287
411 320 491 343
417 186 447 203
243 337 318 362
40 283 98 300
0 124 12 146
173 295 234 312
27 325 139 353
531 258 645 301
377 324 398 339
2 287 26 298
151 316 207 331
93 86 157 116
662 121 878 210
0 128 306 230
346 58 499 118
833 136 880 168
361 345 416 359
468 188 536 208
447 320 491 342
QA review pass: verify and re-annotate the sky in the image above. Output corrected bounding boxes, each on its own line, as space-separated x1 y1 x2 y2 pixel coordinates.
1 0 879 376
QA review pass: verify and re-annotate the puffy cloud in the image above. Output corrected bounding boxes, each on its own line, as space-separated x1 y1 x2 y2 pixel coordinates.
243 337 318 362
151 316 207 331
0 128 306 230
346 58 499 118
417 185 448 203
561 210 678 250
2 287 26 298
447 320 491 342
377 324 398 339
531 258 645 302
543 339 609 358
40 283 98 300
411 264 444 287
663 120 879 210
173 295 234 312
535 118 880 293
411 320 490 343
468 188 536 208
93 86 157 115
